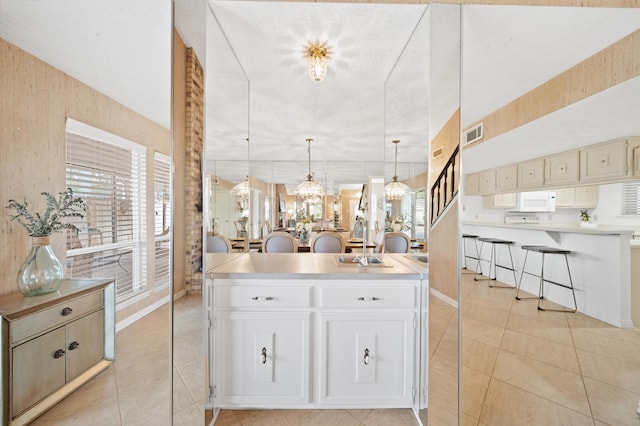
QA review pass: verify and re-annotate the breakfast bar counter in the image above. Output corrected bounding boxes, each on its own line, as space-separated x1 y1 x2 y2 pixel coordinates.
464 222 634 327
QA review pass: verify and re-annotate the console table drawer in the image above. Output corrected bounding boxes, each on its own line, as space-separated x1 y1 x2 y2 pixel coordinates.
11 291 104 344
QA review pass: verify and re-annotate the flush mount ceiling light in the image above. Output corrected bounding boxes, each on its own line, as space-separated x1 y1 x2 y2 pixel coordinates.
385 140 411 201
307 42 329 82
294 138 325 199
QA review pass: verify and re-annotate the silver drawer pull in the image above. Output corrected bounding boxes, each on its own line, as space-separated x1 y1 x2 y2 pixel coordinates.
357 297 379 301
261 347 267 364
364 348 370 365
251 296 274 301
61 307 73 316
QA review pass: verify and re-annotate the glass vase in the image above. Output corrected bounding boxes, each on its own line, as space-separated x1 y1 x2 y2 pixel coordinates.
17 236 64 296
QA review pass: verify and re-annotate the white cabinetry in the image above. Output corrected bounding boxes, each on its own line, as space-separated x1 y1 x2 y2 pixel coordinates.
1 280 115 425
212 278 419 409
214 283 312 407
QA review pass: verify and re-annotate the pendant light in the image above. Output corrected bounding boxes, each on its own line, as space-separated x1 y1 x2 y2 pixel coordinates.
293 138 325 199
385 140 411 201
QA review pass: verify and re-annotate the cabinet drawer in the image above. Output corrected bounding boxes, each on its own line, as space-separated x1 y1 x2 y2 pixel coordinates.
11 291 103 344
320 286 416 309
215 286 311 309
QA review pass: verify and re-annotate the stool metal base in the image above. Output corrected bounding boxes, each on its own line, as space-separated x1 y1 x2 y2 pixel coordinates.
474 238 517 288
462 234 480 270
516 245 577 313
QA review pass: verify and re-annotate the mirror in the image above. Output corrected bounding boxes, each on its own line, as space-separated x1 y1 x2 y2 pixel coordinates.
460 5 640 425
1 0 173 424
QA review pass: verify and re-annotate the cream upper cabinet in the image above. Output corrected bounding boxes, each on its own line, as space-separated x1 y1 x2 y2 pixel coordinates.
478 169 496 195
545 150 579 186
633 146 640 177
496 164 518 192
580 139 627 182
554 188 576 207
518 158 545 189
464 173 480 195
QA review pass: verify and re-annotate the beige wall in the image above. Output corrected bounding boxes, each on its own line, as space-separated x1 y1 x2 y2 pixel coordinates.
0 38 171 320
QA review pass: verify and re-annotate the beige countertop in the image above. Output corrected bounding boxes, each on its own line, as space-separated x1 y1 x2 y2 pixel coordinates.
464 221 639 236
208 252 424 280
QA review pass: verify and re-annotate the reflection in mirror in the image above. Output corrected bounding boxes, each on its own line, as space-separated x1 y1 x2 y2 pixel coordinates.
460 5 640 425
1 0 173 424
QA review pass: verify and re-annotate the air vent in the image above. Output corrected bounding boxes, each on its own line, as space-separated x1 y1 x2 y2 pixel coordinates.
432 147 443 159
463 122 483 146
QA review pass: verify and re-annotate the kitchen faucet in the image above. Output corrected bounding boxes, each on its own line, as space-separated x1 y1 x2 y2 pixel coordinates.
354 217 368 266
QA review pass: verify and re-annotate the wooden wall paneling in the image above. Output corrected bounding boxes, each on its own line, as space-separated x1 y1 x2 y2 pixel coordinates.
428 200 459 302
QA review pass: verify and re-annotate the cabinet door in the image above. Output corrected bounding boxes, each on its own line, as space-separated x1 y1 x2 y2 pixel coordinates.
318 312 415 407
580 139 626 182
545 150 579 186
464 173 479 195
215 311 310 407
496 164 517 192
633 146 640 177
478 170 495 195
66 310 105 381
575 186 598 208
482 193 516 209
518 158 545 189
554 188 576 208
12 327 66 416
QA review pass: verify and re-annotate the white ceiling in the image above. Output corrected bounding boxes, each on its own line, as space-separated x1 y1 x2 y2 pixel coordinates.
2 2 639 190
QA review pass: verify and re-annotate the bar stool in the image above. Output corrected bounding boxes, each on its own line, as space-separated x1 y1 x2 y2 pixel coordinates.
461 234 480 270
515 245 577 312
474 238 517 288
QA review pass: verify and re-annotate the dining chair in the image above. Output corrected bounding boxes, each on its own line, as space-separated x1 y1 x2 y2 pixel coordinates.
310 232 345 253
373 230 386 253
384 232 411 253
262 231 298 253
206 235 232 253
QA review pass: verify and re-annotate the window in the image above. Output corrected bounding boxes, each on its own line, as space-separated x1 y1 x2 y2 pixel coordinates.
622 181 640 215
154 152 171 289
65 119 147 302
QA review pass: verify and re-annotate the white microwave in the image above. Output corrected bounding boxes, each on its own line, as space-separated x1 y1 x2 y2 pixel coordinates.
510 191 556 212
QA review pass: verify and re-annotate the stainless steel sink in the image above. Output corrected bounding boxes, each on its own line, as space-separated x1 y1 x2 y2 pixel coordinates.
334 255 391 267
405 254 429 264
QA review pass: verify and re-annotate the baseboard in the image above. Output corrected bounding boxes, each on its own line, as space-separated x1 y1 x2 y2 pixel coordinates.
430 287 458 309
115 294 170 332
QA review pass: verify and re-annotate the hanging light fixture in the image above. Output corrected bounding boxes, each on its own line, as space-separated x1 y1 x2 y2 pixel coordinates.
385 140 411 201
307 42 329 82
294 138 325 199
231 177 250 200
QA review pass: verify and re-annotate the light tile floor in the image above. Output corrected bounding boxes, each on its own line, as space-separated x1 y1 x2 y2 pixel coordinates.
25 272 640 425
456 268 640 426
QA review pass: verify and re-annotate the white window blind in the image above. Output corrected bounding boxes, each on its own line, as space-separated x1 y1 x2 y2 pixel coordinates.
154 152 171 289
65 119 147 302
622 181 640 215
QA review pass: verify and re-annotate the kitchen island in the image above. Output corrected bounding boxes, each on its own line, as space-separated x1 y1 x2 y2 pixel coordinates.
205 252 427 416
464 222 635 327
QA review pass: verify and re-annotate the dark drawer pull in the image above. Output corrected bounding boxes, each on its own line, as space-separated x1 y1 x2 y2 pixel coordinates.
61 307 73 316
68 341 80 351
53 349 65 359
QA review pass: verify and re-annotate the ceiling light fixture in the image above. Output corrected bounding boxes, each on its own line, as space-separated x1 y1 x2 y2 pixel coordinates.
231 177 250 200
385 140 411 201
307 42 329 83
294 138 325 199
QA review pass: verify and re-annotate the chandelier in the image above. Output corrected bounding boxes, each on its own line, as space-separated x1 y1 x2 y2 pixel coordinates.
294 138 325 199
231 178 250 200
307 42 329 82
385 140 411 201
